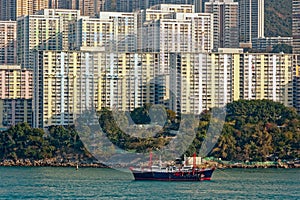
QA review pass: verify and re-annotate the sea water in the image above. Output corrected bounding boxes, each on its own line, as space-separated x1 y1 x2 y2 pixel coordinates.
0 167 299 199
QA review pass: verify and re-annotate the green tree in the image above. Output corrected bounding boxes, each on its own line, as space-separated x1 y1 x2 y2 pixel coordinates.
271 44 292 53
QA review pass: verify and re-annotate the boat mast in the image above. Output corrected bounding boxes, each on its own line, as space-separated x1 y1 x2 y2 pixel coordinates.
193 152 196 168
149 151 153 168
159 154 162 167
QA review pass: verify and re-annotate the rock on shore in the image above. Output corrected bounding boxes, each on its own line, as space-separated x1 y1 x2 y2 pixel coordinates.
0 158 108 168
203 161 300 169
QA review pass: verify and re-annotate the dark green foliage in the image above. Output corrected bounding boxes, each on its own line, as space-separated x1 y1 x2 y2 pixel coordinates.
208 100 300 161
47 125 89 159
0 123 49 160
184 112 209 156
271 44 292 53
98 107 171 153
0 123 91 161
0 100 299 162
225 99 297 126
265 0 292 37
130 103 152 124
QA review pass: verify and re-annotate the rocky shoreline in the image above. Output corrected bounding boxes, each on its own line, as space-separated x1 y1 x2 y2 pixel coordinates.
0 159 108 168
1 159 299 169
203 161 300 169
214 163 300 169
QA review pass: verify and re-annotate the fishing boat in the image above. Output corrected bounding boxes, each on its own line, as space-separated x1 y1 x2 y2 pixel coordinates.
130 153 215 181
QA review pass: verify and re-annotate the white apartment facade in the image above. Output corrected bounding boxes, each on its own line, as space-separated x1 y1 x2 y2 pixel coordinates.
205 0 239 49
98 12 138 52
17 14 62 68
0 21 17 64
33 50 158 128
70 16 114 51
170 52 296 115
17 9 80 68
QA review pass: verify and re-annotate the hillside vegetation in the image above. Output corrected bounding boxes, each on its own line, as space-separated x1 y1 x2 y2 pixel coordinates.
0 124 93 162
265 0 292 37
0 100 299 163
208 100 299 161
97 100 300 162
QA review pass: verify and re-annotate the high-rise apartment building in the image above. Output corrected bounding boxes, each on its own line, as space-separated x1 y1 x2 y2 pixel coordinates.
0 65 33 129
33 50 157 128
194 0 209 12
293 64 300 113
31 47 299 128
37 9 80 50
205 0 239 50
138 3 195 32
239 53 294 106
143 13 213 53
48 0 106 17
0 0 48 21
32 0 48 13
141 4 213 64
143 12 214 75
116 0 141 12
77 0 105 16
33 50 82 127
0 0 16 20
0 65 32 99
17 9 80 68
140 4 213 107
99 52 157 111
70 17 114 51
293 0 300 54
0 21 17 65
147 3 194 13
48 0 76 9
237 0 264 47
17 14 62 68
170 52 295 115
114 0 195 12
99 12 138 52
170 52 237 114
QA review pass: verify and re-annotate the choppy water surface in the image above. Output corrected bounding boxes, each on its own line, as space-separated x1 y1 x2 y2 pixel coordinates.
0 167 299 199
